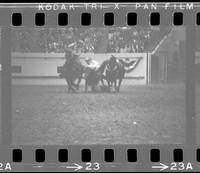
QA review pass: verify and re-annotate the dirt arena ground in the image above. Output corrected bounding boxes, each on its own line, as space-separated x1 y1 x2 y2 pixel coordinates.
11 83 186 145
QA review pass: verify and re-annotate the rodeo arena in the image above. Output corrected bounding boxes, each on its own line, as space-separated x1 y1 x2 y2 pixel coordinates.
0 26 200 145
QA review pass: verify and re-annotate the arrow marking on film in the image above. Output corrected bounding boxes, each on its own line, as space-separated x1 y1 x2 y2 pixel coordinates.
65 163 83 171
152 163 169 171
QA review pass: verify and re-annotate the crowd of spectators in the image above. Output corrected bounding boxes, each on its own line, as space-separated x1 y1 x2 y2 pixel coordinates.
11 27 158 53
106 27 151 53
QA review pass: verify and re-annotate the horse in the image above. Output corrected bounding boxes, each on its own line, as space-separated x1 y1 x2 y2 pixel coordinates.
58 54 84 93
98 55 143 92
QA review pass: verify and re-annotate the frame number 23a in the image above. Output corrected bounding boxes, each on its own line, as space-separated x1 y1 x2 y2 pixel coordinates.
170 162 193 171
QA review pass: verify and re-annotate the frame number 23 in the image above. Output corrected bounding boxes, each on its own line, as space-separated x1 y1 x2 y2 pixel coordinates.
85 162 100 171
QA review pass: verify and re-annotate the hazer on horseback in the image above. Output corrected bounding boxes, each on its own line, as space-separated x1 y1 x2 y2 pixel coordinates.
58 48 84 93
98 55 143 92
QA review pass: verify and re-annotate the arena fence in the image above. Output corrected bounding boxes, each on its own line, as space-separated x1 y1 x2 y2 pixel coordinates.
11 52 150 85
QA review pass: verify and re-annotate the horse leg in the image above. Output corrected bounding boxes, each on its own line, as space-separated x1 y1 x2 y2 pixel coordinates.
77 72 83 90
74 77 81 90
85 78 88 92
107 80 111 92
111 81 115 92
70 83 76 93
117 78 123 92
91 85 95 92
77 77 82 90
100 77 105 86
66 78 71 93
85 85 88 92
114 80 118 92
68 78 76 93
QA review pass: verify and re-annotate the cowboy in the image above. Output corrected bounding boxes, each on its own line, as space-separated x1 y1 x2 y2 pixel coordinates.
83 57 99 79
108 55 119 72
85 57 100 70
64 47 73 61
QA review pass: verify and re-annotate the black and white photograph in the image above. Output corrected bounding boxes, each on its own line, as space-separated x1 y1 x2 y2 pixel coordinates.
4 26 188 145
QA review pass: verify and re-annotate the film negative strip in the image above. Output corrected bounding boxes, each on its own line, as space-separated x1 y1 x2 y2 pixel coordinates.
0 2 200 172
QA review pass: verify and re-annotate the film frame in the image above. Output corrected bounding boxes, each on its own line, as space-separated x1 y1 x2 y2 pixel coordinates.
0 2 200 172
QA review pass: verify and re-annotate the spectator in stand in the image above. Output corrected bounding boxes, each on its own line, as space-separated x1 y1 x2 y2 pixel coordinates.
115 46 120 53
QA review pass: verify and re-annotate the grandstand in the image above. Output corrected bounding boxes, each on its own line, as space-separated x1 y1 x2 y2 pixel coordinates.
0 26 197 85
11 27 168 53
10 26 186 86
